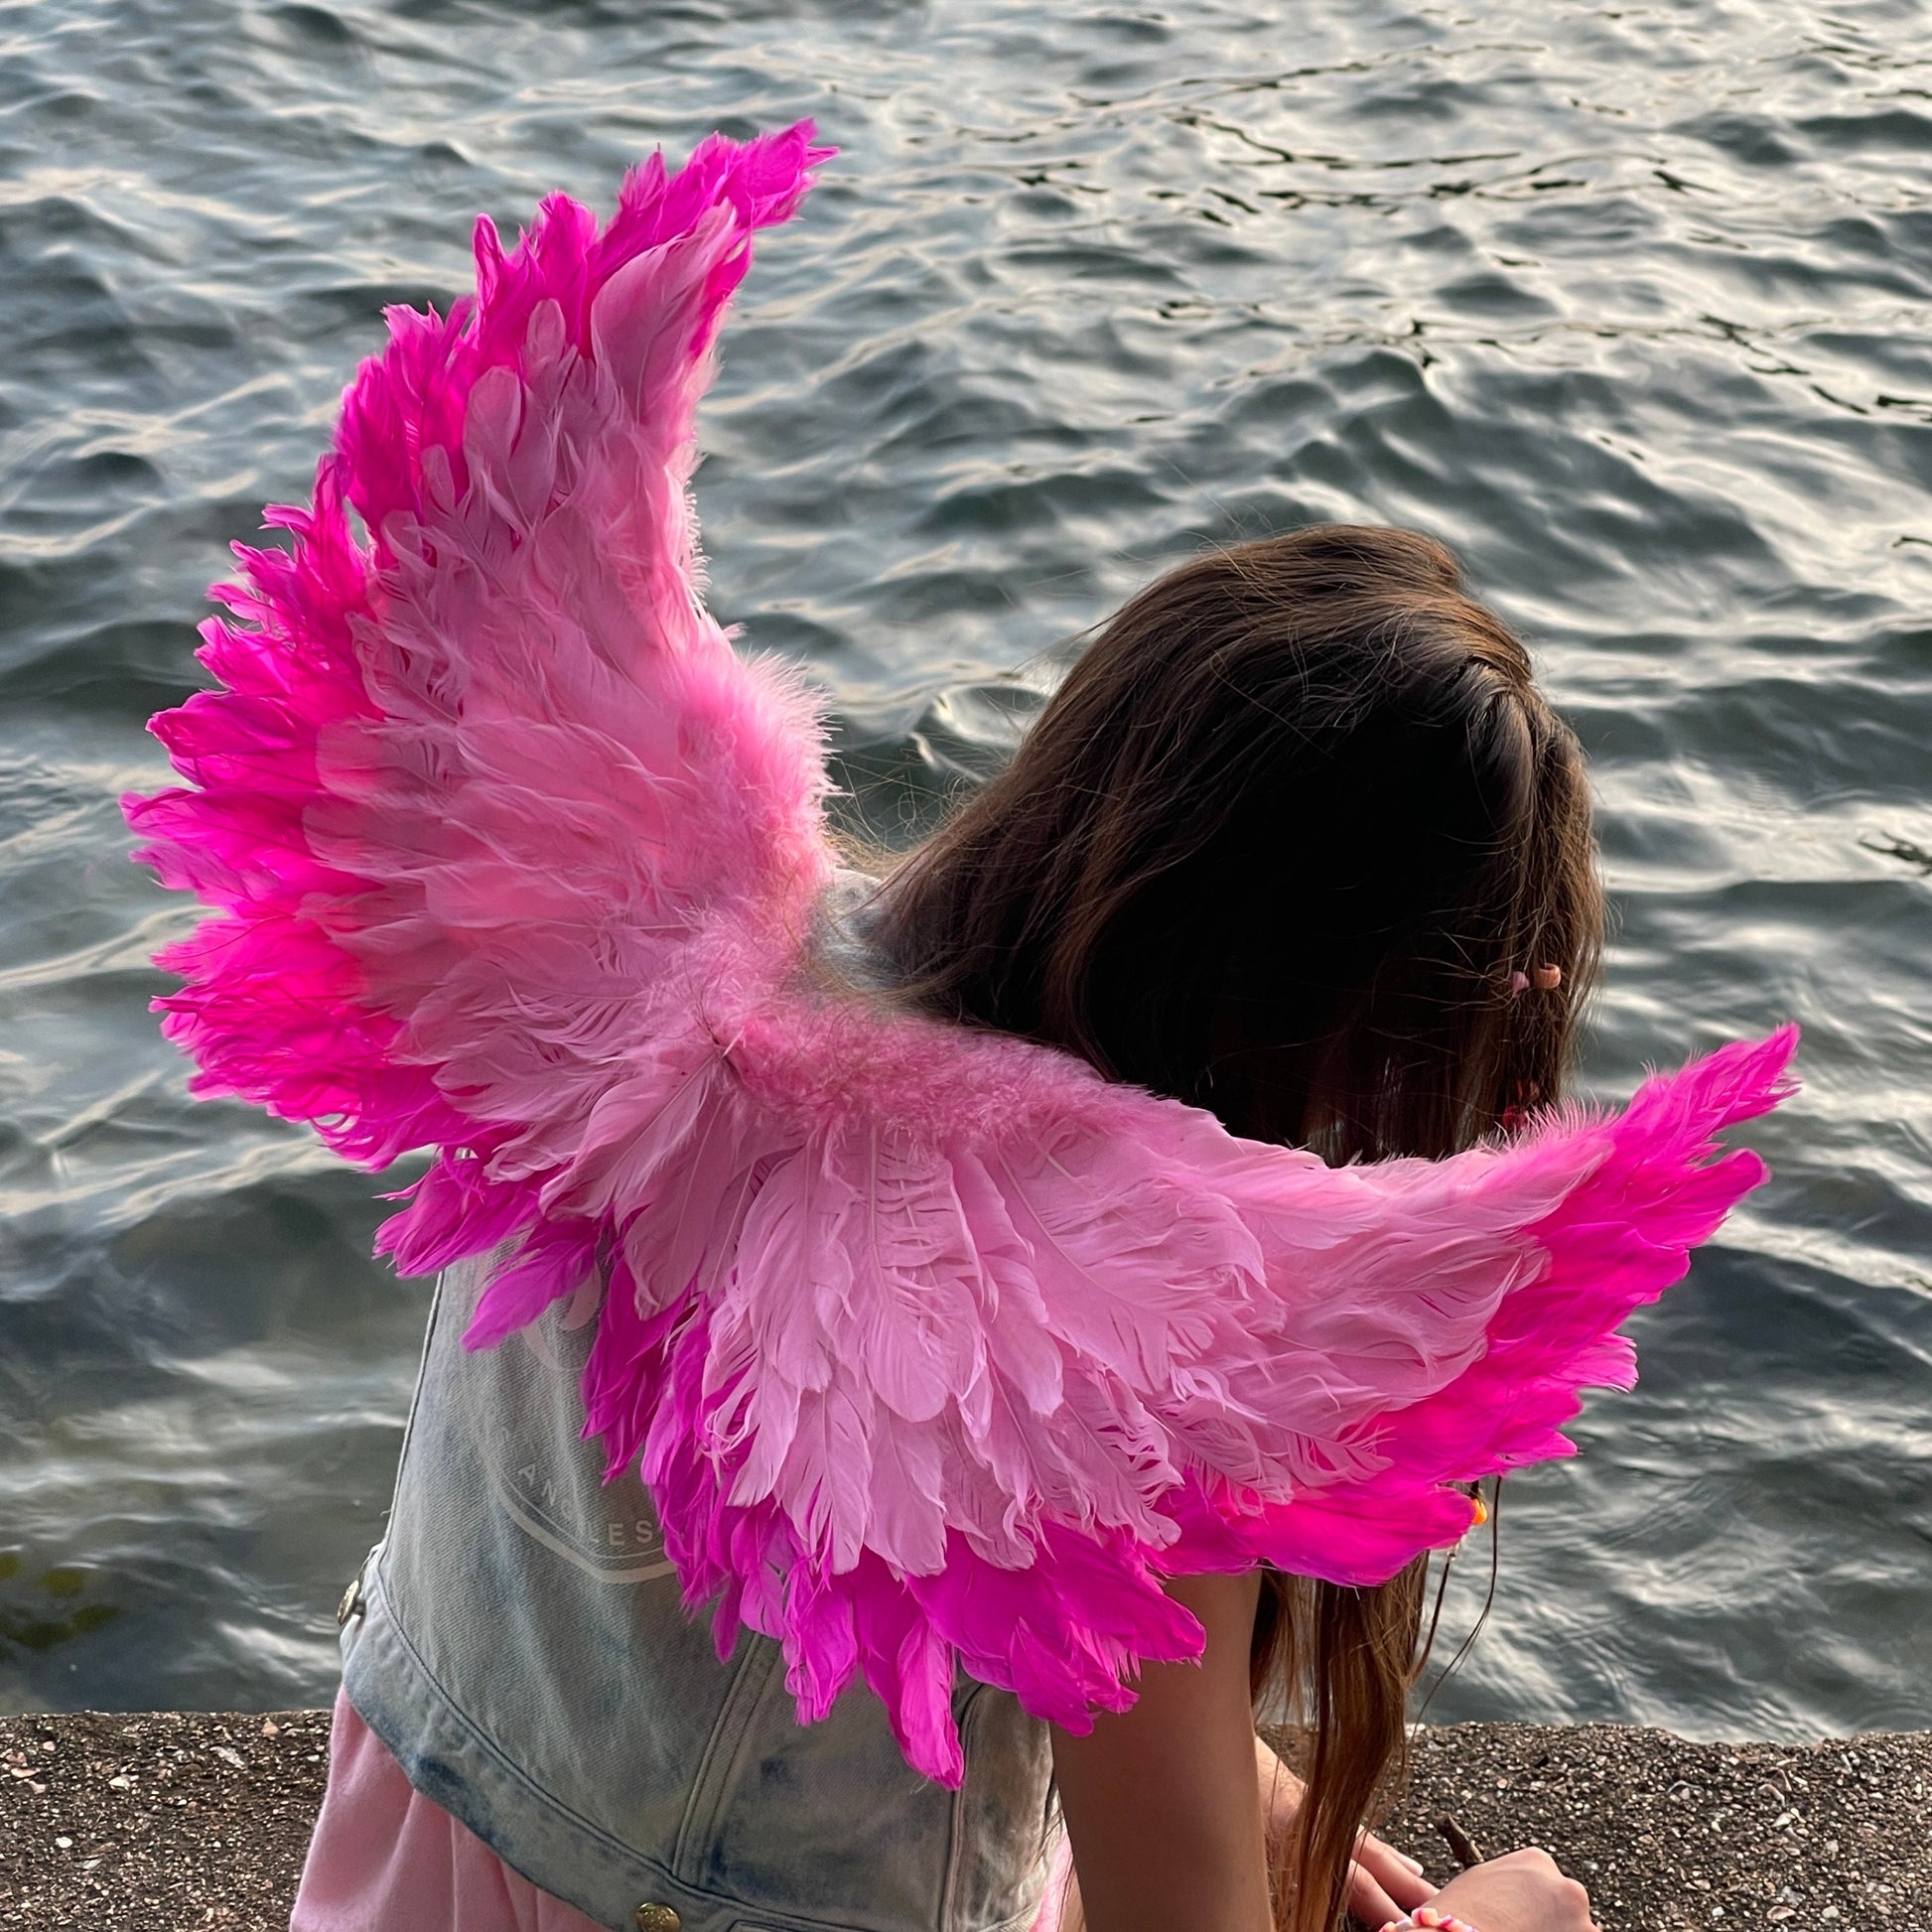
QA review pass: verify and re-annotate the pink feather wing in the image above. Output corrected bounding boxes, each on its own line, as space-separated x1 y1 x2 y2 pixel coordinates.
127 122 837 1241
125 128 1798 1788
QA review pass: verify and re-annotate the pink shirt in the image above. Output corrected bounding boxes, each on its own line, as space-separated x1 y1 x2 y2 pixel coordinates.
291 1691 1072 1932
292 1694 606 1932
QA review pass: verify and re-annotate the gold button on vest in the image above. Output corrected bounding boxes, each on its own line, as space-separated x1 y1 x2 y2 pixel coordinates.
633 1906 680 1932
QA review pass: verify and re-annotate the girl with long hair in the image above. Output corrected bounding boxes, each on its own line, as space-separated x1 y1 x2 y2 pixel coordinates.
872 521 1604 1932
126 128 1790 1932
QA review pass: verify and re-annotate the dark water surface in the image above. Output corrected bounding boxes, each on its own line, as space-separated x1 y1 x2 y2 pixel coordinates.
3 0 1929 1737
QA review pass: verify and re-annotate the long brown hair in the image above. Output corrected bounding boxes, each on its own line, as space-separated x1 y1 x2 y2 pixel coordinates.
870 523 1603 1932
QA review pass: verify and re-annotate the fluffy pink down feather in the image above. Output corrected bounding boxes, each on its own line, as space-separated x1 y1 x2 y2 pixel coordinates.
125 126 1799 1787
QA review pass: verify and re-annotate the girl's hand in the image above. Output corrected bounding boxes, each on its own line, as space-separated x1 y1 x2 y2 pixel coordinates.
1348 1829 1436 1926
1254 1741 1436 1926
1421 1848 1598 1932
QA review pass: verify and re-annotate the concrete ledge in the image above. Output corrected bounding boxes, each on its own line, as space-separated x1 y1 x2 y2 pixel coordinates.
2 1710 1927 1929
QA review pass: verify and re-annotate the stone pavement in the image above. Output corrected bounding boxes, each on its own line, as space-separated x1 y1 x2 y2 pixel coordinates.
3 1710 1927 1930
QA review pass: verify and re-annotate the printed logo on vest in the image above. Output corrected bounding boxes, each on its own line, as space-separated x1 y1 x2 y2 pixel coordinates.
465 1269 678 1585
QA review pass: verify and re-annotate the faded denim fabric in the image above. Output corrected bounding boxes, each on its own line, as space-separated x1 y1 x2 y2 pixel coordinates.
341 880 1054 1932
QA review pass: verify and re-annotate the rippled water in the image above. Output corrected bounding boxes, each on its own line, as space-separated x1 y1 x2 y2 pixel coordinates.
3 0 1929 1738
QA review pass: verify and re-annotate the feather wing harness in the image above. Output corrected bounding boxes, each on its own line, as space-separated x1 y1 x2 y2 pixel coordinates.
126 124 1796 1785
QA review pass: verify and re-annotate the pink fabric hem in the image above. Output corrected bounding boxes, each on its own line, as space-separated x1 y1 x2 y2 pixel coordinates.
289 1691 606 1932
1030 1830 1074 1932
290 1690 1068 1932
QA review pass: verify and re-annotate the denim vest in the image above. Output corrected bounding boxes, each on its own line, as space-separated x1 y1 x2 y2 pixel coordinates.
340 882 1053 1932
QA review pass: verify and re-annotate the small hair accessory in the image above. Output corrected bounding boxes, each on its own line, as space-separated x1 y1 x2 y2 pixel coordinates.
1501 1078 1544 1133
1379 1911 1484 1932
1508 965 1563 997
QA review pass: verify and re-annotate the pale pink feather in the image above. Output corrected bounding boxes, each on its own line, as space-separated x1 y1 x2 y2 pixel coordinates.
125 128 1798 1786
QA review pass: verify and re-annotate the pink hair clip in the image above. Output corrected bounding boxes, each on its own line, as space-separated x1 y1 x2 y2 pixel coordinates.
1507 964 1563 997
1378 1912 1483 1932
